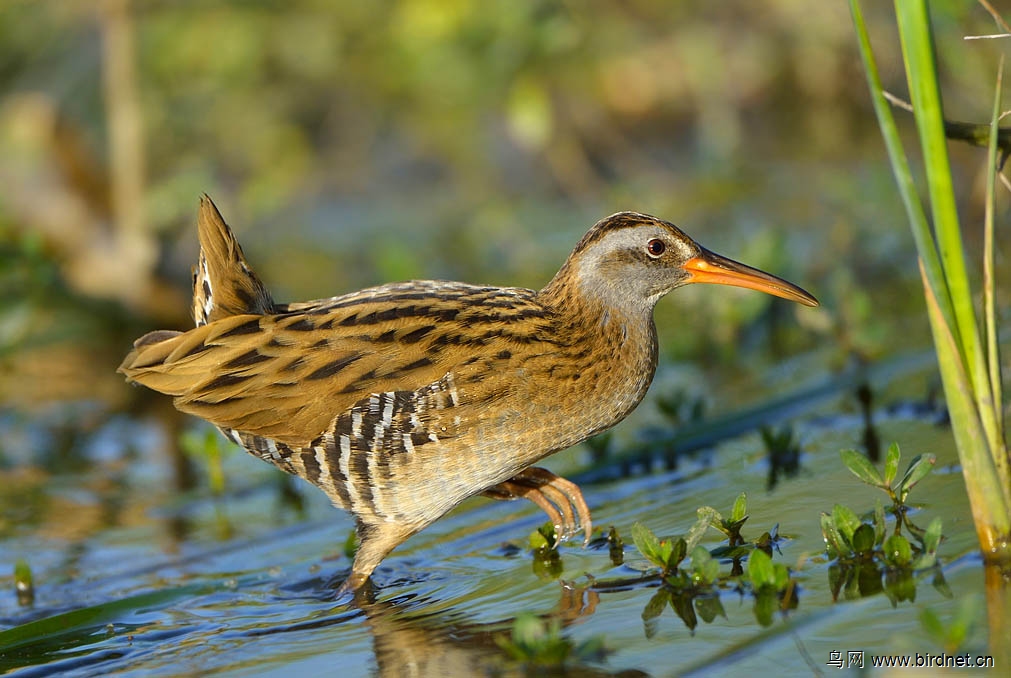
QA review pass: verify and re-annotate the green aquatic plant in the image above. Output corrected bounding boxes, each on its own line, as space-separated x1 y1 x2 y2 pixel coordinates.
921 595 981 654
747 548 796 627
606 525 624 566
630 522 688 579
179 426 233 496
14 558 33 608
529 522 563 580
496 612 608 667
838 442 942 567
850 0 1010 564
630 494 792 633
822 442 944 604
840 442 936 538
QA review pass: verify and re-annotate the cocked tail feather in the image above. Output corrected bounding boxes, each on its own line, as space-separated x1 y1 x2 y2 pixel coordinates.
191 195 274 327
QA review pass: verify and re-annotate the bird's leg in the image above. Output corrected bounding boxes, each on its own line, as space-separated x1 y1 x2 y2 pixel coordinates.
531 482 578 536
522 468 592 544
483 480 567 533
336 520 418 597
482 467 593 544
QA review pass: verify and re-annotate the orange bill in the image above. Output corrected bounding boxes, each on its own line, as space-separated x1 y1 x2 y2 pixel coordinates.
683 247 819 307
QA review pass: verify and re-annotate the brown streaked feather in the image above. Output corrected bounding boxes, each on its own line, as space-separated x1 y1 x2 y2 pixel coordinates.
191 195 274 326
120 280 561 446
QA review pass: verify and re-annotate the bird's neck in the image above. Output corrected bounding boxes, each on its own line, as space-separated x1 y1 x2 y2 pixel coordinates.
536 263 660 437
539 259 658 339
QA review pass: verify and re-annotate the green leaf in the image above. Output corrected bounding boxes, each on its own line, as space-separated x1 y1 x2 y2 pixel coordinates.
731 493 747 522
631 522 670 569
14 558 33 606
922 516 943 553
920 607 945 639
664 569 691 591
753 589 778 627
851 523 876 554
530 522 558 551
884 568 917 605
840 448 885 487
724 516 748 538
747 548 775 589
895 0 979 368
641 589 670 640
687 508 717 552
898 453 936 500
849 0 951 326
884 441 901 486
14 558 32 588
832 504 862 542
667 537 688 571
912 516 943 569
669 590 698 631
529 527 549 551
607 526 624 565
772 562 791 591
690 546 720 585
887 0 1011 536
695 595 725 624
631 522 659 561
511 612 545 648
883 534 912 567
873 499 887 545
820 512 848 558
983 60 1006 465
698 505 723 527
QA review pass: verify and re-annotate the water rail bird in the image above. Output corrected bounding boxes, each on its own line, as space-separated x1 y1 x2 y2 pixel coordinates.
119 196 818 593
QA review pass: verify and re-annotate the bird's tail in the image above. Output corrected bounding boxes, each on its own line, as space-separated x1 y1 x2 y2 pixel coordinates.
191 195 274 327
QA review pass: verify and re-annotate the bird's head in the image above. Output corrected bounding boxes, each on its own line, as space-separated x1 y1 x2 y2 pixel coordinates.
546 211 818 312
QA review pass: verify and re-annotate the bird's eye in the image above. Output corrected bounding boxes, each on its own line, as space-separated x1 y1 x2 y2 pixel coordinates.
646 238 666 258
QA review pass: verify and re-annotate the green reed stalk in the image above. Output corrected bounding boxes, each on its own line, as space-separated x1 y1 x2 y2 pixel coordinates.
849 0 1010 556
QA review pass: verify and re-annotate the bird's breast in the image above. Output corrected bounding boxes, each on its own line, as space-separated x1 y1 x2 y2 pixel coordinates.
453 312 658 471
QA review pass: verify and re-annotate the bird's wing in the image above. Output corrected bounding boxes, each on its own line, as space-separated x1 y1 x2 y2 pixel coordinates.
120 281 558 446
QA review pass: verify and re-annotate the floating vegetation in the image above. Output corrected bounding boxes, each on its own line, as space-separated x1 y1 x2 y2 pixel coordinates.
592 494 798 634
529 522 564 580
496 612 609 668
822 442 944 604
14 559 33 608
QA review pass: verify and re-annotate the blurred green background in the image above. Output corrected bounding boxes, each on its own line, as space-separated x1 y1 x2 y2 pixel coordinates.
2 2 1010 674
0 0 1006 542
3 0 1006 501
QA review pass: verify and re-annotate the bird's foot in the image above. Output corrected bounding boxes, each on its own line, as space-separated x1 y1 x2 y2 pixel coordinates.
482 467 593 544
